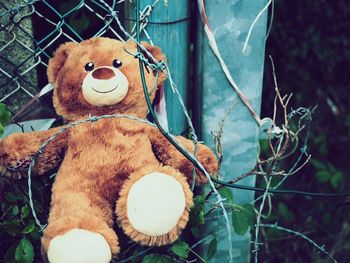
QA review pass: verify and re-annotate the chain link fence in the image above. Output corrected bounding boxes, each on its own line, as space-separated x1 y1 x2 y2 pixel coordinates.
0 0 128 117
1 1 342 263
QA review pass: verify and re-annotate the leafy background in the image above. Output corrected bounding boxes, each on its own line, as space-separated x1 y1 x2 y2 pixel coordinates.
260 0 350 262
1 0 350 262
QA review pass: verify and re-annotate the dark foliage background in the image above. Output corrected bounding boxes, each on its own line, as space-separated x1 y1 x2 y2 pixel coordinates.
259 1 350 262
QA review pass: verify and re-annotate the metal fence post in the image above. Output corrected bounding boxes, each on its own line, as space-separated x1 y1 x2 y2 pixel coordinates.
196 1 268 262
124 0 190 135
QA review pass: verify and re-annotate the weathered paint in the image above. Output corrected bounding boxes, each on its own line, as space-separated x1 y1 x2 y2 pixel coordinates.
196 0 268 262
124 0 190 135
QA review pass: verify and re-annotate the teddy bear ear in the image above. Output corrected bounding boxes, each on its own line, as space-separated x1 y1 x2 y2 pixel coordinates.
124 40 166 68
140 41 166 65
47 42 77 83
140 41 167 85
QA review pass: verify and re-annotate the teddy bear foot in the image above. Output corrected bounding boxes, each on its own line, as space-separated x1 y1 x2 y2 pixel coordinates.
47 228 112 263
127 172 185 236
117 169 193 246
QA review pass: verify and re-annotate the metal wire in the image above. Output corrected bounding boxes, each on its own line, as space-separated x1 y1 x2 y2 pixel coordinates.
27 114 156 230
0 0 126 112
1 2 348 263
2 1 348 233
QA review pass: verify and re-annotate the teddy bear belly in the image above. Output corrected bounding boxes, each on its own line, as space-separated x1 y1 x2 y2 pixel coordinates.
53 134 160 202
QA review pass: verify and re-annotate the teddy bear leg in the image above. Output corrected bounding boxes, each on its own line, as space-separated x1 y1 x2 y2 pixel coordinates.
116 165 193 246
41 192 119 263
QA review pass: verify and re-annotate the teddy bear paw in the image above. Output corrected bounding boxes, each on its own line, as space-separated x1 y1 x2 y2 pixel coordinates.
126 172 186 236
47 228 112 263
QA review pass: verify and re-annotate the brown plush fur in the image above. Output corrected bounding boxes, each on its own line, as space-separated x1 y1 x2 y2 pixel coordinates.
0 127 68 178
50 39 166 121
0 37 218 260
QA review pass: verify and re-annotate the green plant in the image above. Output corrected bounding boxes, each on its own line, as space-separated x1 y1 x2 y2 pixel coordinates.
0 176 52 263
114 187 254 262
0 112 53 263
259 1 350 261
0 116 254 263
0 103 11 137
130 188 254 262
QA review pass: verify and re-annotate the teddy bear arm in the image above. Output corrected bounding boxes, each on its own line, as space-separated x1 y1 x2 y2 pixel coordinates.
149 130 219 185
0 127 68 178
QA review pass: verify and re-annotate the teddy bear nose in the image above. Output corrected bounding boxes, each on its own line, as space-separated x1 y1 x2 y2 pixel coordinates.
92 67 115 80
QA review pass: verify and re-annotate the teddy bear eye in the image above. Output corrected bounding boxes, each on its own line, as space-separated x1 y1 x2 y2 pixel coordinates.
84 62 94 72
112 59 122 68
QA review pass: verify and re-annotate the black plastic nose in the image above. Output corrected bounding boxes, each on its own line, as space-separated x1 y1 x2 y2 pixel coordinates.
92 67 115 80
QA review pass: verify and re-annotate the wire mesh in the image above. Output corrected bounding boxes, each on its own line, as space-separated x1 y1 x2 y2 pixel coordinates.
0 1 344 263
0 0 126 114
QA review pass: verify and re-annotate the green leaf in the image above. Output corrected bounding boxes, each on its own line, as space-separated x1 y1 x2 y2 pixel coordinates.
5 193 17 203
310 159 326 170
218 187 234 203
189 195 206 226
313 134 326 145
12 205 19 216
21 205 30 220
1 111 11 125
206 238 217 260
232 207 249 235
15 238 34 263
0 123 3 136
171 241 189 259
278 203 295 221
330 172 343 188
194 194 206 205
327 163 337 174
278 203 289 217
316 171 331 182
0 103 11 125
259 139 269 154
232 204 255 235
198 209 205 225
142 254 176 263
191 227 200 238
22 221 35 234
242 204 255 228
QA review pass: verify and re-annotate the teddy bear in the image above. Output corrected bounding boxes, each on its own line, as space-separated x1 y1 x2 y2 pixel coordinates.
0 37 218 263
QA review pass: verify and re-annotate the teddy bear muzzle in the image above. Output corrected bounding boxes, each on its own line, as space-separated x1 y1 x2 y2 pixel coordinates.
82 66 129 106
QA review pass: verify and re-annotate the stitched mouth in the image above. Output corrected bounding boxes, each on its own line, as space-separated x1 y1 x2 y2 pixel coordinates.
91 85 118 94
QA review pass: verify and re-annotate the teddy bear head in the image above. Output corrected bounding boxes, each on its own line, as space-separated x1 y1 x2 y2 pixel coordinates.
47 37 166 121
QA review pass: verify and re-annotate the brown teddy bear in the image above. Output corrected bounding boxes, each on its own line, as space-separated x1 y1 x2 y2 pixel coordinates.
0 37 218 263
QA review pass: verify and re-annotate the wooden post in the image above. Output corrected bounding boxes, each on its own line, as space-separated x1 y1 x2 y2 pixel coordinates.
124 0 190 135
195 1 268 262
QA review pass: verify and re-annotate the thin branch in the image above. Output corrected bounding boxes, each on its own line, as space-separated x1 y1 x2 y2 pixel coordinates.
258 223 338 263
253 176 272 262
211 100 237 174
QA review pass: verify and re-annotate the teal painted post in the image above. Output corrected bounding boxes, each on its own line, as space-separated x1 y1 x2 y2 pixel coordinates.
196 1 268 262
124 1 190 135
